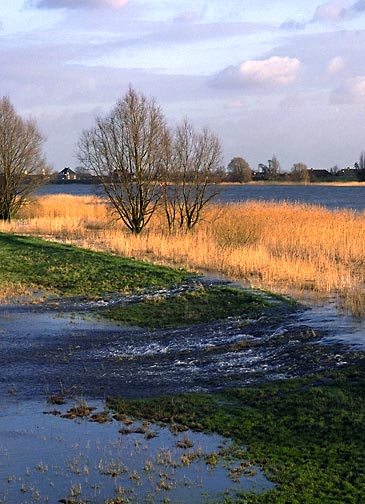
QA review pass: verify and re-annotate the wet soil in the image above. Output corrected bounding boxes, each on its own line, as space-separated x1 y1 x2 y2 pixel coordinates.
1 289 364 403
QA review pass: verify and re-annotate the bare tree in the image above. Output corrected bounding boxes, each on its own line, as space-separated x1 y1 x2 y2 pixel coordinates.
268 155 281 180
163 119 222 230
330 164 340 175
291 162 309 183
260 155 281 181
78 87 168 234
359 151 365 170
0 96 48 221
355 151 365 181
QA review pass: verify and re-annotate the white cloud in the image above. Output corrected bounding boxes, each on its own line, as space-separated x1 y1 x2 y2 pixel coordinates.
213 56 301 89
331 75 365 103
240 57 301 85
327 56 346 73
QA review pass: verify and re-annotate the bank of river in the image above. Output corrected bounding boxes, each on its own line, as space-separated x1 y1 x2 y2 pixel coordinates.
2 184 363 501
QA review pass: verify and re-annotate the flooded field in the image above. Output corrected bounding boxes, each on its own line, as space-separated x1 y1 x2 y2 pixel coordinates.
0 398 274 504
1 301 363 401
0 295 364 502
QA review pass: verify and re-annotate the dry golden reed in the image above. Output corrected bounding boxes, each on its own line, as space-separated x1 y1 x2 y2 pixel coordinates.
3 194 365 313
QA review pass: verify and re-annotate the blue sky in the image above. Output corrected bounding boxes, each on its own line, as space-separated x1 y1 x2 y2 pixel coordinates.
1 0 365 171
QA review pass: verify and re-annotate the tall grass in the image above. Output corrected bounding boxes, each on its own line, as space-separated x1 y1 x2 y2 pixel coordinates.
3 194 365 314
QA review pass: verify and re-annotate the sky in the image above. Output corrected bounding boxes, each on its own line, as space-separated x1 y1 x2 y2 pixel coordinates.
1 0 365 172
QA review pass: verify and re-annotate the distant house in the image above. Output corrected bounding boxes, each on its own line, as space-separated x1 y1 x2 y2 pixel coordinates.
58 167 77 181
251 171 266 181
337 168 360 180
309 169 331 182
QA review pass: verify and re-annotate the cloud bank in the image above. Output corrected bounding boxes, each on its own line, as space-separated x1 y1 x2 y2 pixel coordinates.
332 75 365 103
213 56 301 89
34 0 129 9
312 0 365 22
2 0 364 171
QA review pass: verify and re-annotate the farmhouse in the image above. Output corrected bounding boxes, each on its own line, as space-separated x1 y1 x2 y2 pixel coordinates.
309 169 331 181
58 167 77 181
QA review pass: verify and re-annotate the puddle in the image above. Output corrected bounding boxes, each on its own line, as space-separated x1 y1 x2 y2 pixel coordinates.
0 398 274 503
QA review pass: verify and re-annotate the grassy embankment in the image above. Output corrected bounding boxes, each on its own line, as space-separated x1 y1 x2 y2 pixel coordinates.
2 193 365 314
0 232 285 325
0 232 187 300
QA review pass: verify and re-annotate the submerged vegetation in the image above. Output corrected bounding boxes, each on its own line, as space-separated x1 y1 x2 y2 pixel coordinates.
108 365 365 503
2 194 365 314
102 285 292 328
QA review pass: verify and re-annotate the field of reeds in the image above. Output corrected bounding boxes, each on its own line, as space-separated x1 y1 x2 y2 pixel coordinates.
2 193 365 314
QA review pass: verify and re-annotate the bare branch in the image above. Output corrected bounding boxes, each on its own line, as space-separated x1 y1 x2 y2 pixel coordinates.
163 119 222 230
0 96 49 221
78 87 168 234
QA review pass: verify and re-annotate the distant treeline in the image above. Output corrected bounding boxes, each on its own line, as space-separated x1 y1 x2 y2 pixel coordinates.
47 167 365 185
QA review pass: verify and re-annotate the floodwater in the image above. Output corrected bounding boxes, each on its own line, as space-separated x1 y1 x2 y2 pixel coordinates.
0 293 364 502
294 300 365 349
0 398 274 504
1 301 363 402
0 302 289 503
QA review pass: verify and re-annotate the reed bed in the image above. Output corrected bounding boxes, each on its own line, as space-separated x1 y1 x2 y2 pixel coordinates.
3 194 365 314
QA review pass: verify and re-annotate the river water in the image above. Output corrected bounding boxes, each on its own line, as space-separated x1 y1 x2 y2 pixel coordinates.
36 183 365 212
216 184 365 211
